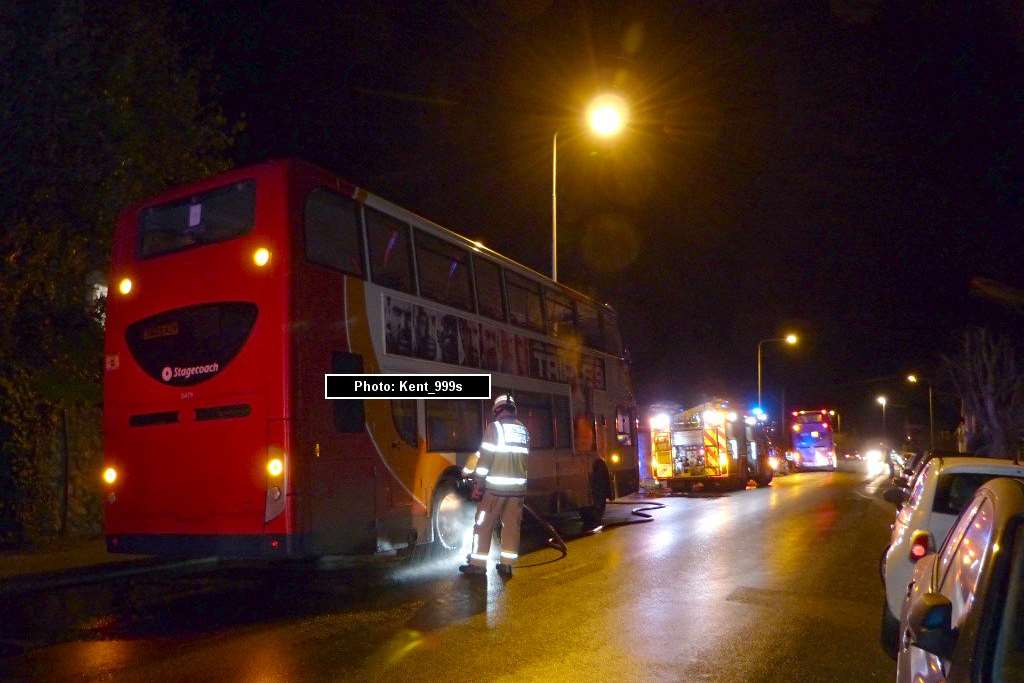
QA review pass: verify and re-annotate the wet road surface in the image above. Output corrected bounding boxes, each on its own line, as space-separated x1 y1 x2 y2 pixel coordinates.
2 470 896 682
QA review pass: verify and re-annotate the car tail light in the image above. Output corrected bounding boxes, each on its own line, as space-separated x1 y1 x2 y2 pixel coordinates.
910 531 931 561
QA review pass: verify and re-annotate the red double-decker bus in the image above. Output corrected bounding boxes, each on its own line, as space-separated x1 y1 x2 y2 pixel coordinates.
102 159 638 558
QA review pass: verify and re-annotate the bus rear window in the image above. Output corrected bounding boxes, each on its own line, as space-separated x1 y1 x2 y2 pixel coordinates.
139 180 256 258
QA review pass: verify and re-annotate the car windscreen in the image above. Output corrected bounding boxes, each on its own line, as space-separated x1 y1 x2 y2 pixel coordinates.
139 180 255 258
932 472 1018 516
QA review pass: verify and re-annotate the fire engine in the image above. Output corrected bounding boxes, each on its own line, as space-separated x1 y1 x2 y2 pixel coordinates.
648 399 773 492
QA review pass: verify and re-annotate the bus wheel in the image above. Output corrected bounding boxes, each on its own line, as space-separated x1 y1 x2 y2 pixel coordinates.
430 477 474 557
580 466 609 529
755 470 773 487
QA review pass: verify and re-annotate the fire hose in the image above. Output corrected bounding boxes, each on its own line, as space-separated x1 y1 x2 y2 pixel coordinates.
517 499 666 567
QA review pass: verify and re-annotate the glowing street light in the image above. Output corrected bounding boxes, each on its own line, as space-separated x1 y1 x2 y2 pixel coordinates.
757 333 801 407
906 373 935 452
552 92 630 282
876 395 888 435
586 93 629 138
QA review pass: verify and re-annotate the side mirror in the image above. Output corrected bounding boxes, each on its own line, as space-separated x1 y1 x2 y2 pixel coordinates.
907 592 956 659
883 487 908 505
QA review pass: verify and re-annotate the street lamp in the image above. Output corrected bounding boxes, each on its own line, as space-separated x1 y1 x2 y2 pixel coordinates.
552 93 629 282
906 373 935 453
757 334 799 407
876 395 888 435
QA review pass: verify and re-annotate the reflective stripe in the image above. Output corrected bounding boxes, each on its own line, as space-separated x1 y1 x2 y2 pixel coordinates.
476 510 486 525
500 551 518 559
472 534 479 553
462 466 473 475
486 475 527 487
470 553 489 561
482 445 526 454
475 467 489 476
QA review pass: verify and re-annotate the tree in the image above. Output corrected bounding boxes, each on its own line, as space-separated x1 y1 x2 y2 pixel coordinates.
0 1 235 545
946 329 1024 458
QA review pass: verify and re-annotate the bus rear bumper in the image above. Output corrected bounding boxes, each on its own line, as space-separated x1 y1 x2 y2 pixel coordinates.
106 533 296 558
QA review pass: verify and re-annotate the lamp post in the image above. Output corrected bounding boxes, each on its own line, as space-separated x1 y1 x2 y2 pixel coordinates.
906 374 935 452
757 333 799 407
876 395 888 436
552 93 628 282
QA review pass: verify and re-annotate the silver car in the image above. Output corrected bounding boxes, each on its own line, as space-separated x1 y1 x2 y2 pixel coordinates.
896 476 1024 681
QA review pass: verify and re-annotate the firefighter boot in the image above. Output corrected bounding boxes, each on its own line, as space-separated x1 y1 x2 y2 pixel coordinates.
496 563 512 578
459 563 486 576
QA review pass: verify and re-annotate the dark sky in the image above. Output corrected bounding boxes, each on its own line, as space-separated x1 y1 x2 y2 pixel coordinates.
181 0 1024 435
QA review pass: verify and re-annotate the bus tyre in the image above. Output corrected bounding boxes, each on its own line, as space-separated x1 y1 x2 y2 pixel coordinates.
580 467 609 529
755 470 773 488
428 476 474 559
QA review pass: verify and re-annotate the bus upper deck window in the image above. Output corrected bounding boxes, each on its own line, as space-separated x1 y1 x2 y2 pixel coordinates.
365 208 414 293
414 231 473 312
139 180 255 258
543 290 576 339
304 188 365 277
505 271 544 332
472 257 505 322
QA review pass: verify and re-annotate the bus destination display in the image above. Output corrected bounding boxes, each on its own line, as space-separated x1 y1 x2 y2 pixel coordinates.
325 374 491 400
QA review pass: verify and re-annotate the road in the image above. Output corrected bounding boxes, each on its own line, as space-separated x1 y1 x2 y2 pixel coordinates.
2 470 896 682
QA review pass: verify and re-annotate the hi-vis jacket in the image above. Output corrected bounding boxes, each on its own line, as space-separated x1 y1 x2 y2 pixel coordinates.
466 418 530 495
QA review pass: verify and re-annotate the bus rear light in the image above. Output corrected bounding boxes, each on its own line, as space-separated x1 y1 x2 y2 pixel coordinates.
910 531 932 561
102 467 118 484
117 278 133 295
792 424 800 432
610 453 621 464
267 458 284 477
253 247 271 267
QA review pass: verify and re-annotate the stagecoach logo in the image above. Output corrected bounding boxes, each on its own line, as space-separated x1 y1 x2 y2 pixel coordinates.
161 363 219 383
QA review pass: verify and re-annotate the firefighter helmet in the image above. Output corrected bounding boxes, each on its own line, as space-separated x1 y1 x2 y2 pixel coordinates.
493 394 516 415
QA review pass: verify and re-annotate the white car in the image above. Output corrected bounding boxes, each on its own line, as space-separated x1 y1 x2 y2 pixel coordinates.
880 456 1024 657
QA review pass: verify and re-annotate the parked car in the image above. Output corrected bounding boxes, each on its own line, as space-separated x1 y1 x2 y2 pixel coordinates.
880 456 1024 657
896 476 1024 681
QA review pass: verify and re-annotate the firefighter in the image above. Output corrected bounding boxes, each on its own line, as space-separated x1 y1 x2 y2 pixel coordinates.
459 394 529 578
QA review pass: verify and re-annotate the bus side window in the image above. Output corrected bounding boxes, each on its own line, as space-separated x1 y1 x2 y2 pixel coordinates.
515 391 553 449
615 406 634 445
332 352 365 432
304 188 365 277
365 207 414 293
543 289 576 339
505 271 545 331
473 257 505 322
414 230 474 312
601 309 623 356
425 399 481 452
575 300 603 350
